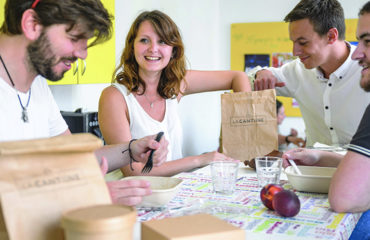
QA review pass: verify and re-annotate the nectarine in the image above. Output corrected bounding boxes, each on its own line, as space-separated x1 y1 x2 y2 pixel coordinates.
260 184 284 210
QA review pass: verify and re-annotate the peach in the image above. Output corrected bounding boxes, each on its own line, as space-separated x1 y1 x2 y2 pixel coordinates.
260 184 284 210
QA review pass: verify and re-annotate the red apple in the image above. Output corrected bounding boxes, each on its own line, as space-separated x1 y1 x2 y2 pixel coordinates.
260 184 284 210
272 190 300 217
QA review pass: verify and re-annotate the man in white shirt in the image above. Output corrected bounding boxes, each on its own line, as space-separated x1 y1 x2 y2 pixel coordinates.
283 2 370 237
252 0 370 147
0 0 168 206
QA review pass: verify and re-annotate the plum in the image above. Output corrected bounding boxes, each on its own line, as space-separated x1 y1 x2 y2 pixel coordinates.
272 190 300 217
260 184 284 210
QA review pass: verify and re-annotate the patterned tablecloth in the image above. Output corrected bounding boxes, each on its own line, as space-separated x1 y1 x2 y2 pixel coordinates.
137 166 361 240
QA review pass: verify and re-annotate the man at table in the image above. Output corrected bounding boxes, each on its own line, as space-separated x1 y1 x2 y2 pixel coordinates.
250 0 370 147
283 2 370 238
0 0 168 206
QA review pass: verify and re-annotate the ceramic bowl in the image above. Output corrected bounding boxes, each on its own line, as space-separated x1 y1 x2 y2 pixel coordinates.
285 166 337 193
122 176 182 207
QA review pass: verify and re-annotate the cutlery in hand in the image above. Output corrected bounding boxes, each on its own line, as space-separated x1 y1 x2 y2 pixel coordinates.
141 131 164 174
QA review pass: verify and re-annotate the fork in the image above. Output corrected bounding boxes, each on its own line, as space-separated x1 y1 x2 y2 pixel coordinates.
141 131 164 174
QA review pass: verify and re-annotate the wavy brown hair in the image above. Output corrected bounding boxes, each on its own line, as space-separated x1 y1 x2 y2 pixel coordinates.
113 10 186 99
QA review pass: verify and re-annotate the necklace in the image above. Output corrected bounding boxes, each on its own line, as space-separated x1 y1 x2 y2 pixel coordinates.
0 55 31 123
143 94 160 108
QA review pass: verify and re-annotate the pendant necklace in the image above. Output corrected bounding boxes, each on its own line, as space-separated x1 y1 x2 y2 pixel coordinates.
0 55 31 123
144 94 159 108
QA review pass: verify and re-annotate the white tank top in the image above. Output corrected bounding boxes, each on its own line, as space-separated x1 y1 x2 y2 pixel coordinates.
112 83 183 161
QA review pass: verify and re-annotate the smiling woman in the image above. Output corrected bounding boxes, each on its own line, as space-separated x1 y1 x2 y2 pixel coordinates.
98 10 251 178
133 21 174 81
114 10 186 99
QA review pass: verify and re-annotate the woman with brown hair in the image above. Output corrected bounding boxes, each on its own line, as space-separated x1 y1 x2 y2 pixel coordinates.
99 10 251 177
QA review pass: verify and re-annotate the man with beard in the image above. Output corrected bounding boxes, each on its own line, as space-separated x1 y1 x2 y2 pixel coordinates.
0 0 168 206
251 0 370 147
282 2 370 237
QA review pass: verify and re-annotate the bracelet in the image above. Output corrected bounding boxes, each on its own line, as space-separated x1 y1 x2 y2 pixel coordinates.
285 135 291 144
122 139 138 171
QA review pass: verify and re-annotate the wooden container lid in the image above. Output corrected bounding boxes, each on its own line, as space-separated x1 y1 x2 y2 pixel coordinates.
61 204 137 233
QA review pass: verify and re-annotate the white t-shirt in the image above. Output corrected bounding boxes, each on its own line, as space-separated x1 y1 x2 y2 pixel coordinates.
112 83 183 161
268 44 370 146
0 76 68 142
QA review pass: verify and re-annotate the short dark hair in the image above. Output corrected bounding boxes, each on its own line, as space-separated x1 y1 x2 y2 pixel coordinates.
359 1 370 15
0 0 113 46
284 0 345 40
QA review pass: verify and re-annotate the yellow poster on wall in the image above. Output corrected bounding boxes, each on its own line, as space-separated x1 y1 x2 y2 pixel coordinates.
0 0 4 24
230 19 358 117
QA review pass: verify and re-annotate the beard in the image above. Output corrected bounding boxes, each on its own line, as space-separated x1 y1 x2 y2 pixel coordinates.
26 30 76 82
360 76 370 92
359 60 370 92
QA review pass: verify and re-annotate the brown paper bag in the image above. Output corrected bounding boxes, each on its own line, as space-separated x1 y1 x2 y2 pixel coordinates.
221 89 278 162
0 133 112 240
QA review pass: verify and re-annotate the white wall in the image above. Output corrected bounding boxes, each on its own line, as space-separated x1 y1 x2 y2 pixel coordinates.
50 0 367 157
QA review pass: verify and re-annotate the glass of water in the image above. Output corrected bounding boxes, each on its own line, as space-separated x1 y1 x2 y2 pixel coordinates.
255 157 283 187
210 161 239 195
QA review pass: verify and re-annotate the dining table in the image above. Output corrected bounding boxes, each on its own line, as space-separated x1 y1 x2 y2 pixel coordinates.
133 162 362 240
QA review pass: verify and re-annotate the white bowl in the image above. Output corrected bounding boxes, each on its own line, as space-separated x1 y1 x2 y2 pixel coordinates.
285 166 337 193
122 176 182 207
